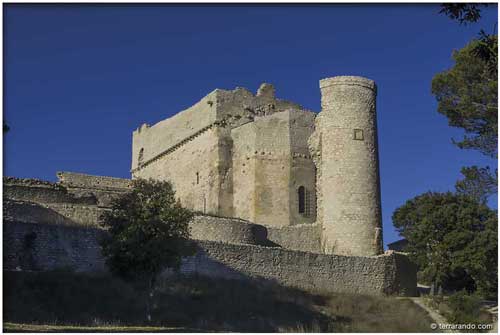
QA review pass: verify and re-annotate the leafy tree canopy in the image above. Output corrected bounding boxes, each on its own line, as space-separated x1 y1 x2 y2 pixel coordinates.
392 192 497 298
455 165 497 204
99 178 195 285
432 36 498 157
439 4 488 25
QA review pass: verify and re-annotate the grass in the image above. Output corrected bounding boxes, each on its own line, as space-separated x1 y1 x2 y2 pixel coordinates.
4 270 436 332
422 292 494 333
3 322 200 333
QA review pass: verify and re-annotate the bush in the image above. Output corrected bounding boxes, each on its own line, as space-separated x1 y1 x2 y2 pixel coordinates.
446 290 483 324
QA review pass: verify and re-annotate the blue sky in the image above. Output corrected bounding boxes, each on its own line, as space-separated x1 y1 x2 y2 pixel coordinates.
4 4 498 246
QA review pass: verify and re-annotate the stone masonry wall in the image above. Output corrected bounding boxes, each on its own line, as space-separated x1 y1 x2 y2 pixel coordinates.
4 175 129 227
132 127 222 214
231 110 317 227
180 240 416 296
3 220 415 296
266 223 322 253
3 199 104 228
310 76 383 256
131 84 314 224
57 171 132 191
131 90 219 170
189 215 268 246
3 220 106 272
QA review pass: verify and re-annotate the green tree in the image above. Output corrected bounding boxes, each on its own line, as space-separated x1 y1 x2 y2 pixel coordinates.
99 178 195 322
432 36 498 158
392 192 497 298
455 166 498 204
439 4 488 25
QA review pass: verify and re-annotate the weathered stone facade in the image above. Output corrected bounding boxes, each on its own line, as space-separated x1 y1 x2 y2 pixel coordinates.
131 85 316 228
309 76 383 256
3 217 416 296
132 76 382 256
3 75 415 296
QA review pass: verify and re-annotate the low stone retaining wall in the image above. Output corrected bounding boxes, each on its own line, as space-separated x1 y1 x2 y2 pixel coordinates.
177 240 416 296
3 220 416 296
189 215 268 246
3 220 106 272
266 223 322 253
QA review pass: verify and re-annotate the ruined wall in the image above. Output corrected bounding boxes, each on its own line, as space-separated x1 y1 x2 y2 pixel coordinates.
3 220 416 296
57 171 131 190
4 178 102 227
266 223 322 253
4 177 96 205
310 76 383 256
4 175 130 227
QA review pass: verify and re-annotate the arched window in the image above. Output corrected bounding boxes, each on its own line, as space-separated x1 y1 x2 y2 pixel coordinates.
298 186 305 214
138 148 144 166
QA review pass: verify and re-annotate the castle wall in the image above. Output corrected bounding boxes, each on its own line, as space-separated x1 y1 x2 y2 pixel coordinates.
231 110 317 227
4 177 96 206
252 113 292 227
132 85 311 220
3 221 106 272
289 111 317 225
180 241 416 296
57 171 132 190
189 215 268 246
132 127 222 214
4 174 132 228
131 90 219 170
231 123 257 221
3 220 416 296
266 223 322 253
3 177 117 227
232 113 291 227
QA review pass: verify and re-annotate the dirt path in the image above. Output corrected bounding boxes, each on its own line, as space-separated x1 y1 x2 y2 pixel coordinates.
406 297 454 333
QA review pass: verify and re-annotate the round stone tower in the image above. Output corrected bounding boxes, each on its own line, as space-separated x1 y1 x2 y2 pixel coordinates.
309 76 383 256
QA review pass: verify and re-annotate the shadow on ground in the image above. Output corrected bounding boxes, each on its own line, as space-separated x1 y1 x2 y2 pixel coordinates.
3 270 344 332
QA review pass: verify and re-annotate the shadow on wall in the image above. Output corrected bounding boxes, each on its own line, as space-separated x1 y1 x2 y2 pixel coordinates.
4 205 417 297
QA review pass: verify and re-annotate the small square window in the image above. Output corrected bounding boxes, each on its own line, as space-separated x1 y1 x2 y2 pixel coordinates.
353 129 364 141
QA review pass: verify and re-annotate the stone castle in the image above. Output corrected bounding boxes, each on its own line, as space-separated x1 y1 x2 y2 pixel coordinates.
131 76 382 257
4 76 416 296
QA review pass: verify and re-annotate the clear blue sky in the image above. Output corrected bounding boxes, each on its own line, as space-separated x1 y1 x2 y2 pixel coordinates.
4 4 498 246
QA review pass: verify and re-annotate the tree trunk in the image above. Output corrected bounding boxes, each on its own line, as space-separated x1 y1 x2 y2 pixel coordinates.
145 276 156 323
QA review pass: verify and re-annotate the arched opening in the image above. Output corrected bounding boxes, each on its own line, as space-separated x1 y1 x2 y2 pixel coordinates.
138 148 144 166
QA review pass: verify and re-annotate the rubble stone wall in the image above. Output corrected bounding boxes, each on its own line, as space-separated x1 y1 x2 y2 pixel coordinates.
3 220 416 296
